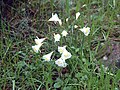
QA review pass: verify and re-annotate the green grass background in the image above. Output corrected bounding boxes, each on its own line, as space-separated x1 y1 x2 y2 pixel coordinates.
0 0 120 90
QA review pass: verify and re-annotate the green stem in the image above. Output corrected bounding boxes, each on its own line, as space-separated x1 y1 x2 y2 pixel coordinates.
81 34 85 58
12 80 15 90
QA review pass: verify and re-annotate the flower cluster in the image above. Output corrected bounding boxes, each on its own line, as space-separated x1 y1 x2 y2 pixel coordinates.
32 36 72 67
55 45 72 67
49 12 90 36
32 12 91 68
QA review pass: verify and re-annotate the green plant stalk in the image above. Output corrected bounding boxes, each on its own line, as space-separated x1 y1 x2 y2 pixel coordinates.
65 0 70 16
2 42 12 63
50 0 54 12
81 34 85 58
63 37 67 44
12 80 15 90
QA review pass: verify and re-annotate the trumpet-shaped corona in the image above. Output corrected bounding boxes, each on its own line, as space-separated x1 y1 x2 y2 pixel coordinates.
80 27 90 36
55 58 68 67
61 49 72 60
58 46 67 54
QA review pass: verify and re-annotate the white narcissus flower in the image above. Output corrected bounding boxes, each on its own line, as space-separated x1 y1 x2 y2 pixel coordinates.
76 12 80 20
55 58 68 67
58 45 67 54
80 27 90 36
35 36 46 45
48 13 59 22
66 18 69 22
82 4 87 7
54 33 61 42
48 13 62 26
61 49 72 60
61 30 68 37
42 51 54 62
74 25 78 28
32 44 43 53
103 55 108 61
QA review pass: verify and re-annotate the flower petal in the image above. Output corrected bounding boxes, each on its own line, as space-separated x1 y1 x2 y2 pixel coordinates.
61 30 68 37
61 49 72 60
55 58 68 67
35 36 46 45
80 27 90 36
32 44 42 53
76 12 80 20
54 33 61 42
48 13 62 25
42 51 54 62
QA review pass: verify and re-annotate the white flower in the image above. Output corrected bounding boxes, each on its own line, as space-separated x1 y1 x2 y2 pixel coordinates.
48 13 59 22
66 18 69 22
32 44 42 53
61 49 72 60
58 45 67 54
80 27 90 36
54 33 61 42
61 30 68 37
82 4 87 7
103 55 108 61
55 58 68 67
35 36 46 45
74 25 78 28
42 51 54 62
48 13 62 25
76 12 80 20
